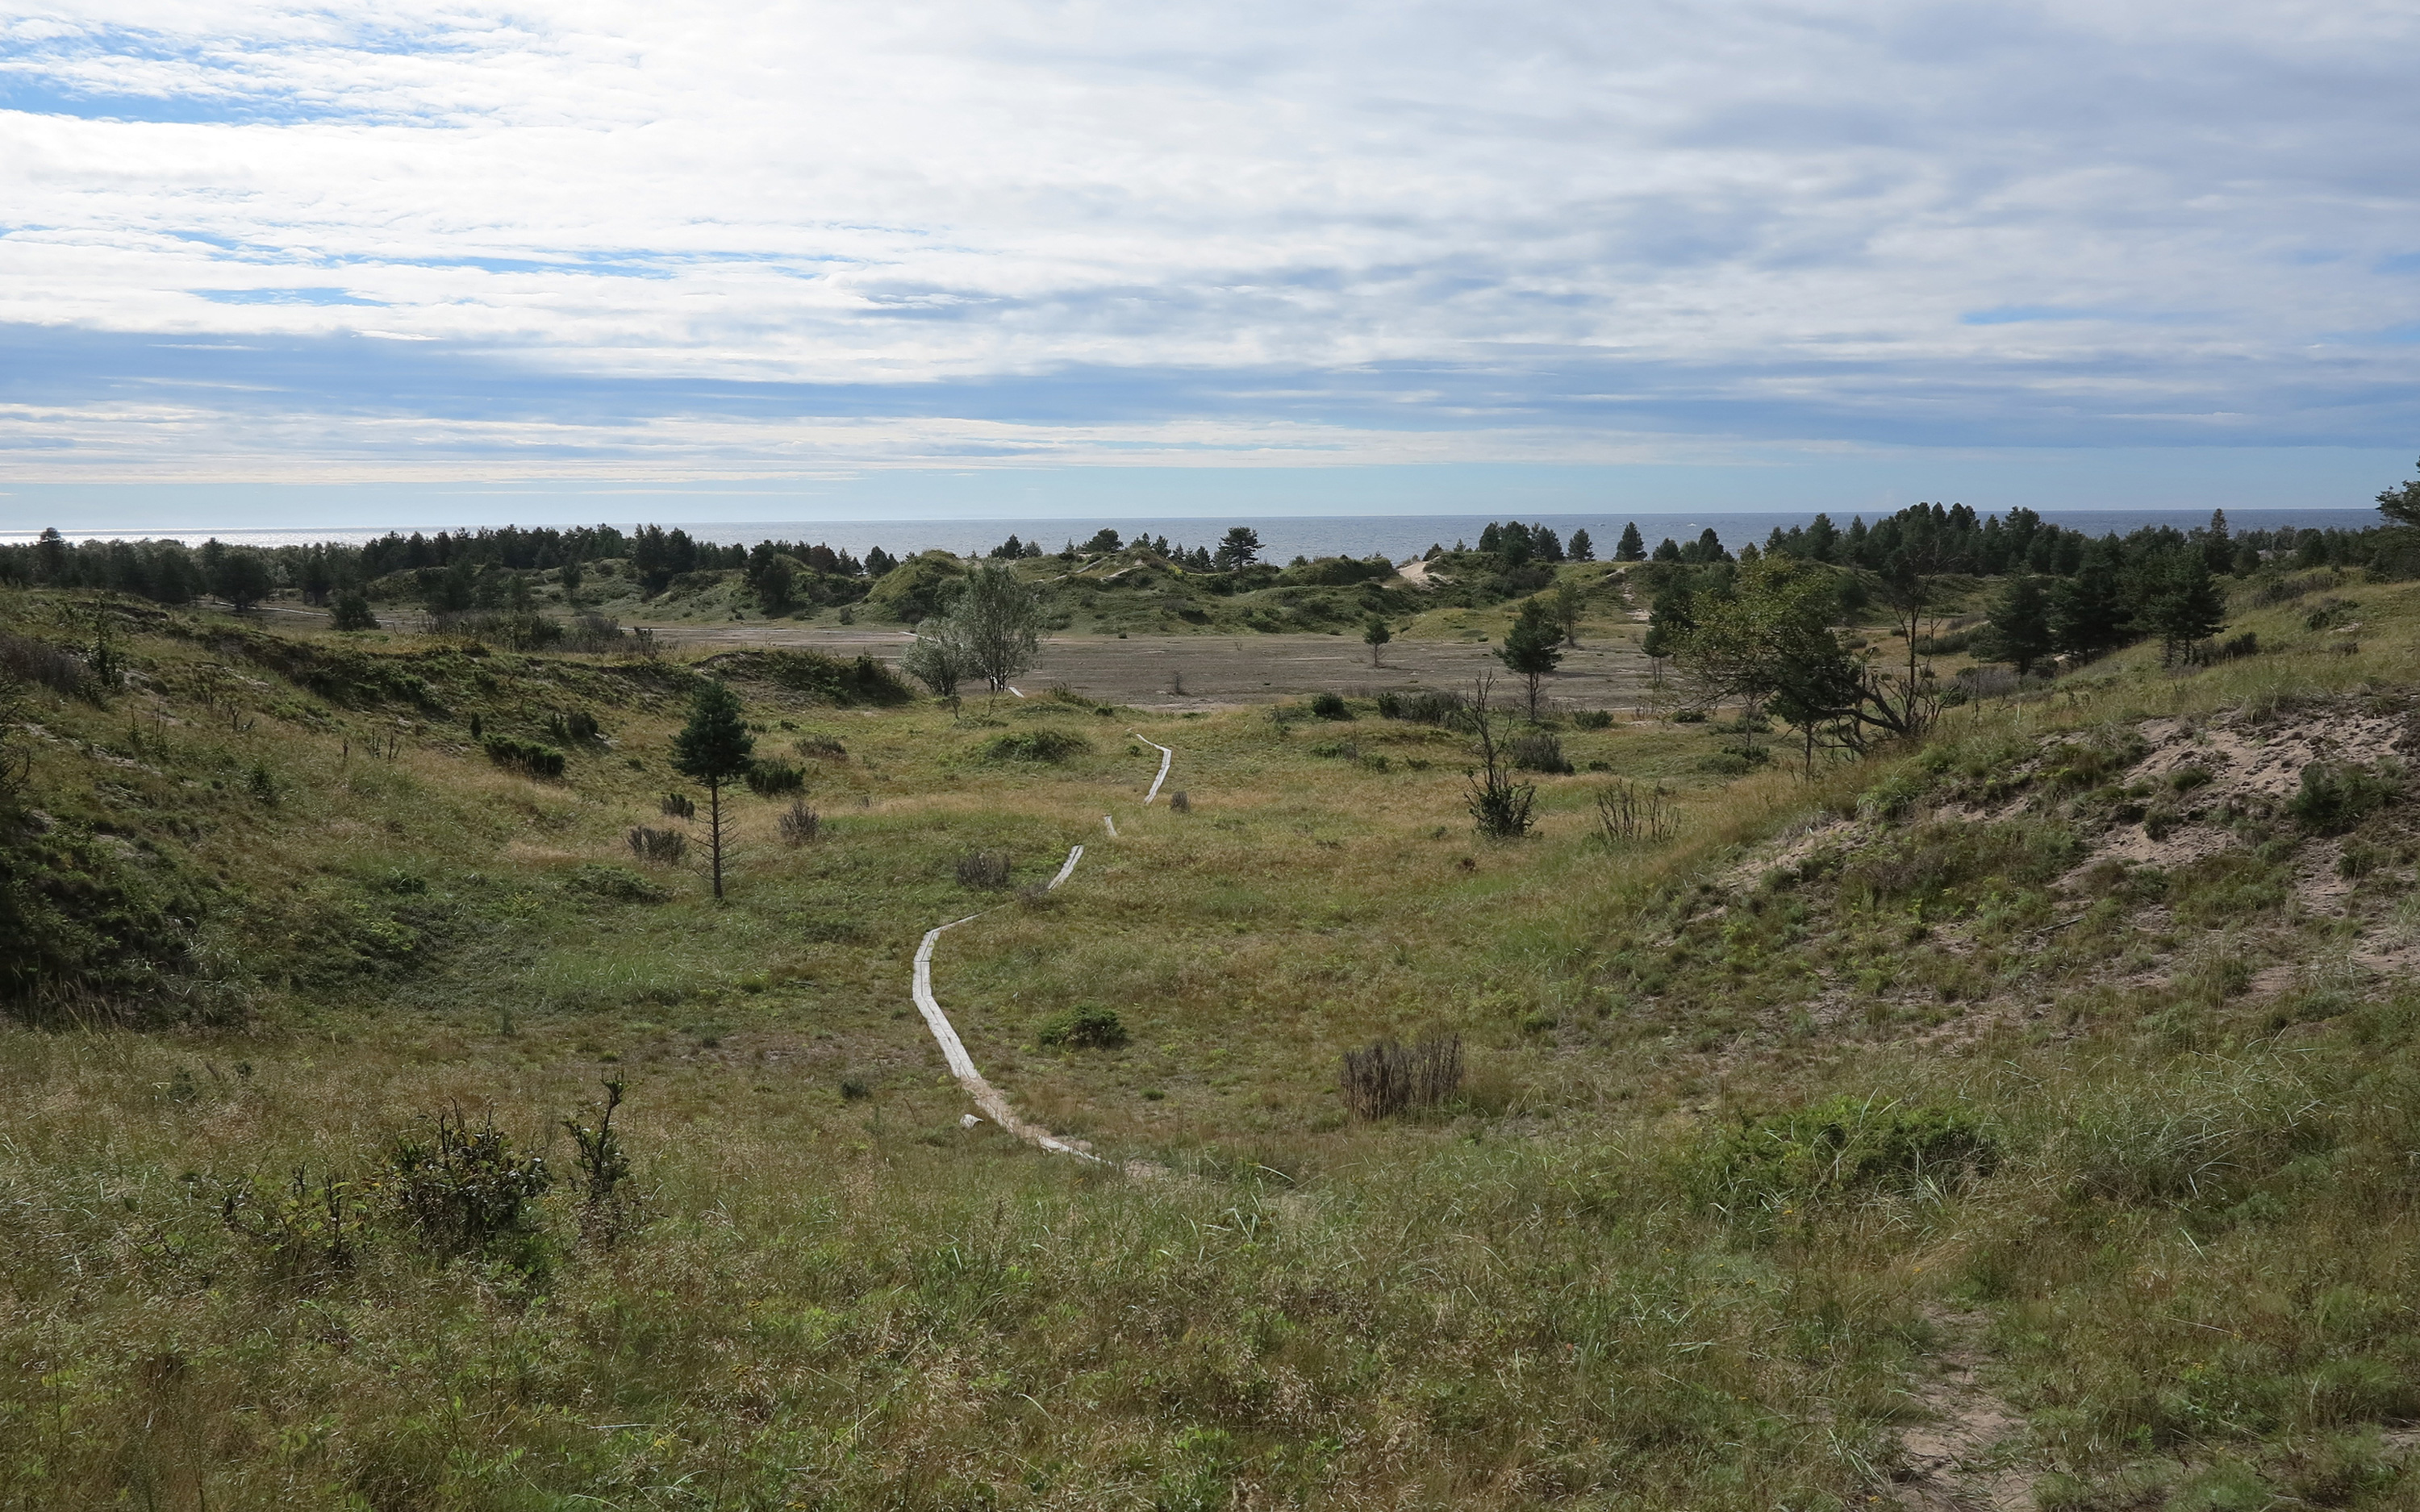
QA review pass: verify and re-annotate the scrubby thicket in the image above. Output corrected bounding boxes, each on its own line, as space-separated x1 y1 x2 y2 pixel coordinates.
7 487 2420 1508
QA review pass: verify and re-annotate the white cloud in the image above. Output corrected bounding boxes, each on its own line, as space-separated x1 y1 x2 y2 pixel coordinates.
1 0 2417 481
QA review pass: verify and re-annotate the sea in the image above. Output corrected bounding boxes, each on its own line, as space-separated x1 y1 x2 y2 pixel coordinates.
0 509 2385 563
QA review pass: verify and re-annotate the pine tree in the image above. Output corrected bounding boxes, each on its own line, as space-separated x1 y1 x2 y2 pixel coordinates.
2137 548 2226 664
1497 600 1563 719
1615 522 1646 561
2049 545 2130 658
1981 574 2052 675
672 682 754 901
1362 614 1392 667
2376 459 2420 527
1567 528 1594 562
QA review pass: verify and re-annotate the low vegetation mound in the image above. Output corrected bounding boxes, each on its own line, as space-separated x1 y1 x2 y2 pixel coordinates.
979 728 1089 763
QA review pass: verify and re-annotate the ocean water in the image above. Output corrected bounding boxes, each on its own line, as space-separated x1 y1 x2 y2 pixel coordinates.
2 508 2383 562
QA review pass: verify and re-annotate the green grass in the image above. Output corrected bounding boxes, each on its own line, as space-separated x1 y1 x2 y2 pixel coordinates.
3 567 2420 1506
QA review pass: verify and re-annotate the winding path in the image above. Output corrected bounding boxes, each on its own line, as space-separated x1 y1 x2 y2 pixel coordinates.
905 740 1171 1160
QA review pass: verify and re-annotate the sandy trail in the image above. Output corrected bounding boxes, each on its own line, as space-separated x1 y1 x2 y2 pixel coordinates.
1132 732 1173 802
907 739 1171 1160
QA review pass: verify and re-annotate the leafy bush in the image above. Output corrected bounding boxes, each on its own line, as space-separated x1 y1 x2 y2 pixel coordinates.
1571 709 1613 730
1037 1005 1128 1049
382 1110 553 1260
745 758 806 796
482 736 565 777
980 729 1089 763
1309 690 1351 719
2288 760 2397 835
1508 731 1571 773
1671 708 1708 723
1697 1096 1998 1205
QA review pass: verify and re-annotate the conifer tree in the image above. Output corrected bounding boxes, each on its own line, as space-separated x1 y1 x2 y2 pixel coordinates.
1497 599 1563 719
672 682 754 901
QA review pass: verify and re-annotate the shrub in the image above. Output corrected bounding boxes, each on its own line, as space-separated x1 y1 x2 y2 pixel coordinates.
1593 781 1675 844
1376 689 1463 724
1037 1005 1128 1049
1671 708 1708 723
330 592 379 631
2181 631 2260 666
778 798 819 846
838 1074 870 1101
0 631 90 698
954 850 1011 889
1571 709 1613 730
627 826 687 864
1340 1033 1463 1120
561 612 627 653
568 864 667 903
544 708 603 744
483 736 565 777
2288 760 2397 835
561 1079 639 1247
660 791 696 818
745 758 806 797
1696 1096 1998 1206
1167 790 1191 813
1509 732 1571 773
382 1110 553 1260
215 1168 369 1285
1310 691 1351 719
980 729 1090 763
795 733 848 759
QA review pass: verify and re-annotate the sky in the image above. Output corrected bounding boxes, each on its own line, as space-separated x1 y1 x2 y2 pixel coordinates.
2 0 2418 531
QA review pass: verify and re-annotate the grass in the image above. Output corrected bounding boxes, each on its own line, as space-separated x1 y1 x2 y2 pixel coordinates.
2 565 2420 1506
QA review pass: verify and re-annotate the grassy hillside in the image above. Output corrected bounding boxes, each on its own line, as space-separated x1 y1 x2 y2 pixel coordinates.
2 563 2418 1509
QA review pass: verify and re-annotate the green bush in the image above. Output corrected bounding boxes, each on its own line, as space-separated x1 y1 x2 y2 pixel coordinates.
482 736 565 777
1696 1096 1998 1206
1037 1005 1128 1049
745 758 806 796
383 1110 553 1262
1376 689 1463 724
567 864 668 904
1509 731 1571 773
1309 690 1351 720
980 729 1090 764
544 708 602 744
2287 760 2397 835
1571 709 1613 730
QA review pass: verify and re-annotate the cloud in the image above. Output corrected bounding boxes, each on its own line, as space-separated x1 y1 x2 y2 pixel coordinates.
1 0 2417 489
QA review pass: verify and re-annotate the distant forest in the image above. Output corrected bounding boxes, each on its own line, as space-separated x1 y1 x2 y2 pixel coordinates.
4 500 2414 631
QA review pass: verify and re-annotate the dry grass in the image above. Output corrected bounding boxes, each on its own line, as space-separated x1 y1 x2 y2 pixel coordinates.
4 570 2420 1506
